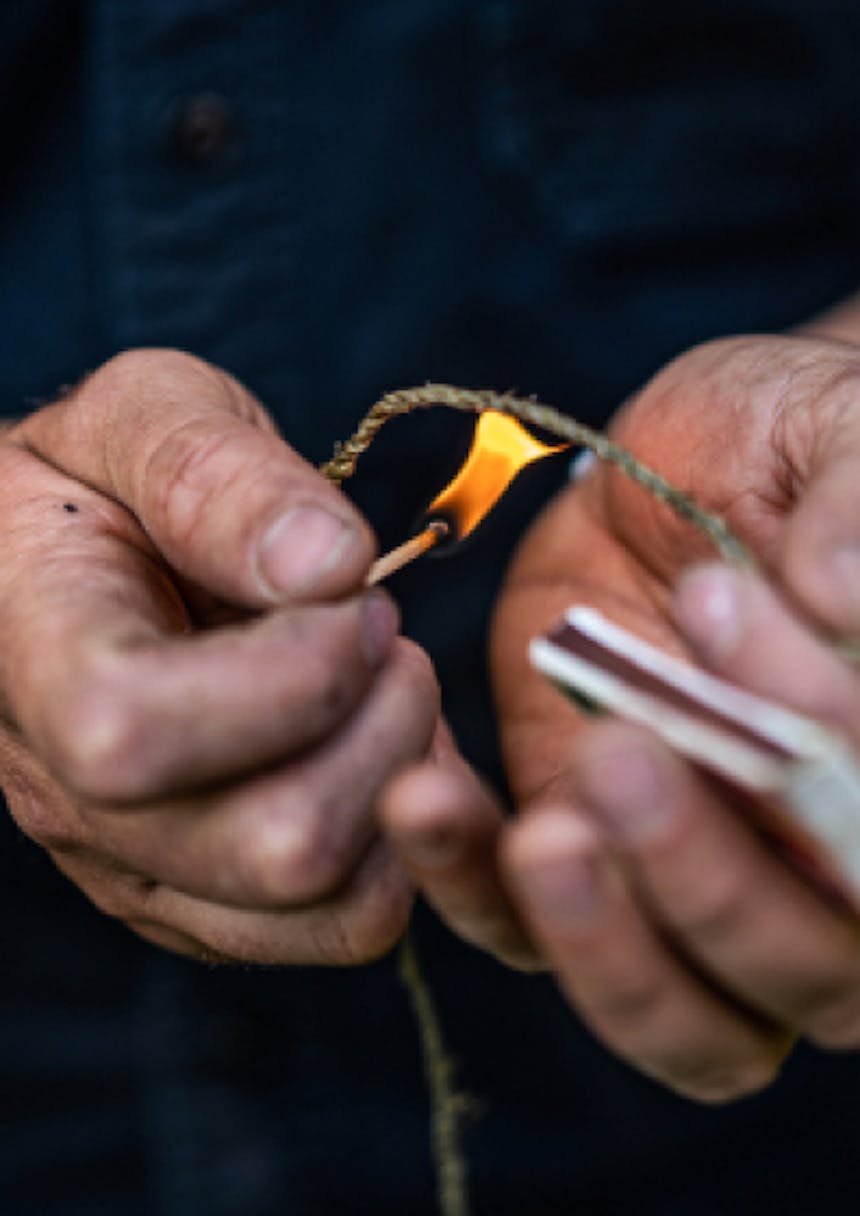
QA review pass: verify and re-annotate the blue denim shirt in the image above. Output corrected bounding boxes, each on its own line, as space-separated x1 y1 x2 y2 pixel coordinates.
3 3 860 1213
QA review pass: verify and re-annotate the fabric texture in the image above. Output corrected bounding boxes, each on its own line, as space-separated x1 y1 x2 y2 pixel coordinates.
2 3 860 1212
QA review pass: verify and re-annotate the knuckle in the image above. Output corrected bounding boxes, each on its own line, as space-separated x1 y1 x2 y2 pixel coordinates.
46 671 150 802
148 421 249 544
239 803 348 904
146 420 307 564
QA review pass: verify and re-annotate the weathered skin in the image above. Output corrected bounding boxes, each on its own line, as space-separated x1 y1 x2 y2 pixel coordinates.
0 348 476 966
384 327 860 1102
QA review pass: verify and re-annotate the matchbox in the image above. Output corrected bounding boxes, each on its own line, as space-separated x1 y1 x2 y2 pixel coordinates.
530 606 860 909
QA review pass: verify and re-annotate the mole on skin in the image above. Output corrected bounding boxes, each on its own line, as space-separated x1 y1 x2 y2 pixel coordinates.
62 502 78 513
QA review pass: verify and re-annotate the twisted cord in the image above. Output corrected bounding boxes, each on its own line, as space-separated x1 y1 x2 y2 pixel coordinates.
398 933 472 1216
321 383 754 567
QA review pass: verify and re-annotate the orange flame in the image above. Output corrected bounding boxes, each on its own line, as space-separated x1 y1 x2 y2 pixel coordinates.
426 410 568 541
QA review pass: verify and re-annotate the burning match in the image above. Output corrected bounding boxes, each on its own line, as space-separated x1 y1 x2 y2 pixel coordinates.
366 410 568 585
367 520 449 585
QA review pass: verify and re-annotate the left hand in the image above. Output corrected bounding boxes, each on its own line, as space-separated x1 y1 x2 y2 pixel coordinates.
383 332 860 1100
0 349 449 967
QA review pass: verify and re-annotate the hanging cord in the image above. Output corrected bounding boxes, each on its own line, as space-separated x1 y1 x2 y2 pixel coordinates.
320 383 753 1216
398 932 472 1216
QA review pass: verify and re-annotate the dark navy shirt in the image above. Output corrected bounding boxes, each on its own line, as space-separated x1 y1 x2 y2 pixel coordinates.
3 3 860 1213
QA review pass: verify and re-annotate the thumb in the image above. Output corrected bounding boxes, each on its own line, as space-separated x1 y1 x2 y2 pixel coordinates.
11 349 375 608
779 400 860 636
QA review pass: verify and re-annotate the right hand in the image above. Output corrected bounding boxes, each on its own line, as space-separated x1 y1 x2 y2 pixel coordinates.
0 349 442 965
383 332 860 1100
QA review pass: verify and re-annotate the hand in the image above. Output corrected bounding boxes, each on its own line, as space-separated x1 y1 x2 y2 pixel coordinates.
384 332 860 1098
0 349 444 965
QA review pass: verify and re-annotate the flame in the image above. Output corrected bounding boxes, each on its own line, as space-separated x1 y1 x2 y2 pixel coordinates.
427 410 568 541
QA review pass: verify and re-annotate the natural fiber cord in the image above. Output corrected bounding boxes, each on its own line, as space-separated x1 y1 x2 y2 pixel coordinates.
322 383 755 567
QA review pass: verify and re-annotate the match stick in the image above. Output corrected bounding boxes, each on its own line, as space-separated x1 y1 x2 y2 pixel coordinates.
367 520 449 585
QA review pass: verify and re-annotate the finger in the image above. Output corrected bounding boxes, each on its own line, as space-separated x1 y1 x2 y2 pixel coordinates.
1 508 399 805
674 564 860 736
11 349 375 607
574 720 860 1048
382 724 541 970
80 640 440 907
0 433 399 799
56 838 414 967
501 807 790 1102
777 391 860 635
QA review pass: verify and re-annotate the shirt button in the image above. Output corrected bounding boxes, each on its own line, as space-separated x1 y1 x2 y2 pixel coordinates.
167 92 239 169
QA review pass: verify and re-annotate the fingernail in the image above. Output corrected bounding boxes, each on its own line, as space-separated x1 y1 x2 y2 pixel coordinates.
676 564 746 661
361 590 399 664
580 736 672 841
258 506 353 596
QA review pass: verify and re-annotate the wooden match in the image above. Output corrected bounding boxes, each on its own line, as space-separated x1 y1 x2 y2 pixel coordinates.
367 520 450 585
